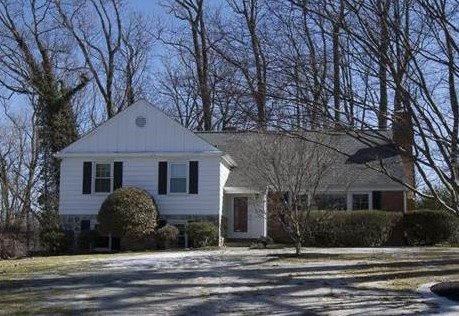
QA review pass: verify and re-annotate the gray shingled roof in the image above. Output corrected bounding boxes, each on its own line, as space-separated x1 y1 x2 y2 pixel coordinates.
197 131 406 191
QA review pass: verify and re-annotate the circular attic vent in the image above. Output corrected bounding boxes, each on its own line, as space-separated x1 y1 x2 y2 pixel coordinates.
135 116 147 128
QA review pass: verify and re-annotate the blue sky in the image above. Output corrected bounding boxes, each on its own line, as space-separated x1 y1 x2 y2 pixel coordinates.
127 0 168 18
128 0 160 10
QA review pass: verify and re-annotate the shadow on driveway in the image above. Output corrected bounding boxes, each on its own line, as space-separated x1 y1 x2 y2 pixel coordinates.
1 248 458 315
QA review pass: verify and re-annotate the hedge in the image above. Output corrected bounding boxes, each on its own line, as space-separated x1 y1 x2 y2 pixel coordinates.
403 210 459 246
304 210 402 247
271 210 459 247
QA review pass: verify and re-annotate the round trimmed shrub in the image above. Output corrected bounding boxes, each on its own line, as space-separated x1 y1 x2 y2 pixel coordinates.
98 187 158 243
187 221 218 248
156 225 180 249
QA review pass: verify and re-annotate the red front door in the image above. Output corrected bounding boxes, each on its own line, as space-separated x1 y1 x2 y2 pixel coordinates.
233 197 248 232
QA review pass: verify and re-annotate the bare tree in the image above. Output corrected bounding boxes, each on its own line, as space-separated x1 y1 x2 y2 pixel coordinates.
0 0 88 216
0 99 40 248
161 0 213 130
273 0 459 217
267 0 329 130
55 0 151 118
212 0 269 130
154 59 202 129
237 133 352 255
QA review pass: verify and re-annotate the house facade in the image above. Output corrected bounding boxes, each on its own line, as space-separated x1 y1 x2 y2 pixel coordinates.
57 100 412 245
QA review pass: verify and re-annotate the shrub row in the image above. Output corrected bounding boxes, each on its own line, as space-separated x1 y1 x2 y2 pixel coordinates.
403 210 459 246
304 210 402 247
0 233 28 259
76 221 218 251
272 210 459 247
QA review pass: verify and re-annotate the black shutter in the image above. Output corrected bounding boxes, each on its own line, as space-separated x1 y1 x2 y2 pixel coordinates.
189 161 199 194
82 162 92 194
372 191 382 210
158 161 168 195
113 162 123 191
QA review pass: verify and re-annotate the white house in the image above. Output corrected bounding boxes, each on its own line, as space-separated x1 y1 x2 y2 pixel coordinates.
57 100 412 246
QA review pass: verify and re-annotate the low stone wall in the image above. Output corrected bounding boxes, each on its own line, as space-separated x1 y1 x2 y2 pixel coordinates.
60 214 98 234
60 213 221 250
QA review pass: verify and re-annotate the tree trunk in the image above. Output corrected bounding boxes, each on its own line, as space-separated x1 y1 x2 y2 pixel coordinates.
295 241 301 256
378 0 389 129
333 20 340 128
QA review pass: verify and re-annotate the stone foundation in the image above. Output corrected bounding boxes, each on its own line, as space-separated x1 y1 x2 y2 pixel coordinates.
60 213 221 250
60 214 98 234
60 214 220 236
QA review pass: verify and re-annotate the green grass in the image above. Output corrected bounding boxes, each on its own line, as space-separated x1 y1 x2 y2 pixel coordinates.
0 251 163 315
0 290 73 315
0 250 174 281
271 248 459 292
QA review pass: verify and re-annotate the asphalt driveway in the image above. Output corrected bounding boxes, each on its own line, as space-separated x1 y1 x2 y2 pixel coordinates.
1 247 459 315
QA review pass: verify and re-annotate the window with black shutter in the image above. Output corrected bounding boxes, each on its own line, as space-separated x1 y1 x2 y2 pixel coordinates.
113 162 123 191
158 161 168 195
82 162 92 194
189 161 198 194
372 191 382 210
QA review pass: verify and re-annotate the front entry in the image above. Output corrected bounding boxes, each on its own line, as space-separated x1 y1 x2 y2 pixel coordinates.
233 197 248 233
224 194 267 239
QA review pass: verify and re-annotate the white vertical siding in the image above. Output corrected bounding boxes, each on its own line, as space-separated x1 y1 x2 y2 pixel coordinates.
59 155 221 216
219 163 230 215
60 100 218 154
218 163 231 242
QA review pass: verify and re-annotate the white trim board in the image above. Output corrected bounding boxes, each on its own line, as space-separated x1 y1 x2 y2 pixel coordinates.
56 151 222 159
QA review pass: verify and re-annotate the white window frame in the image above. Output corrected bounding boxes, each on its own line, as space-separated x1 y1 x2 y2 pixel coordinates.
351 193 371 210
93 162 113 194
168 162 189 194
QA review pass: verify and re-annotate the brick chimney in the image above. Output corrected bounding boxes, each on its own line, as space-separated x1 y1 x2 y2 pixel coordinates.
392 110 415 211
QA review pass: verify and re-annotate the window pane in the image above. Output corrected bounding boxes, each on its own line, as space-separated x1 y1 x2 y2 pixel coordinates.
353 194 369 210
170 178 187 193
171 163 186 177
314 194 347 210
81 220 91 231
95 178 111 192
96 164 111 178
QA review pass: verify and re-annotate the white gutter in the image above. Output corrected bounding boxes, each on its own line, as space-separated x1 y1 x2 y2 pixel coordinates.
221 154 237 168
224 187 261 194
55 150 223 159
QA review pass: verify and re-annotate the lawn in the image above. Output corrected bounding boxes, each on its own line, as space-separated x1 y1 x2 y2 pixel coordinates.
1 247 458 315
